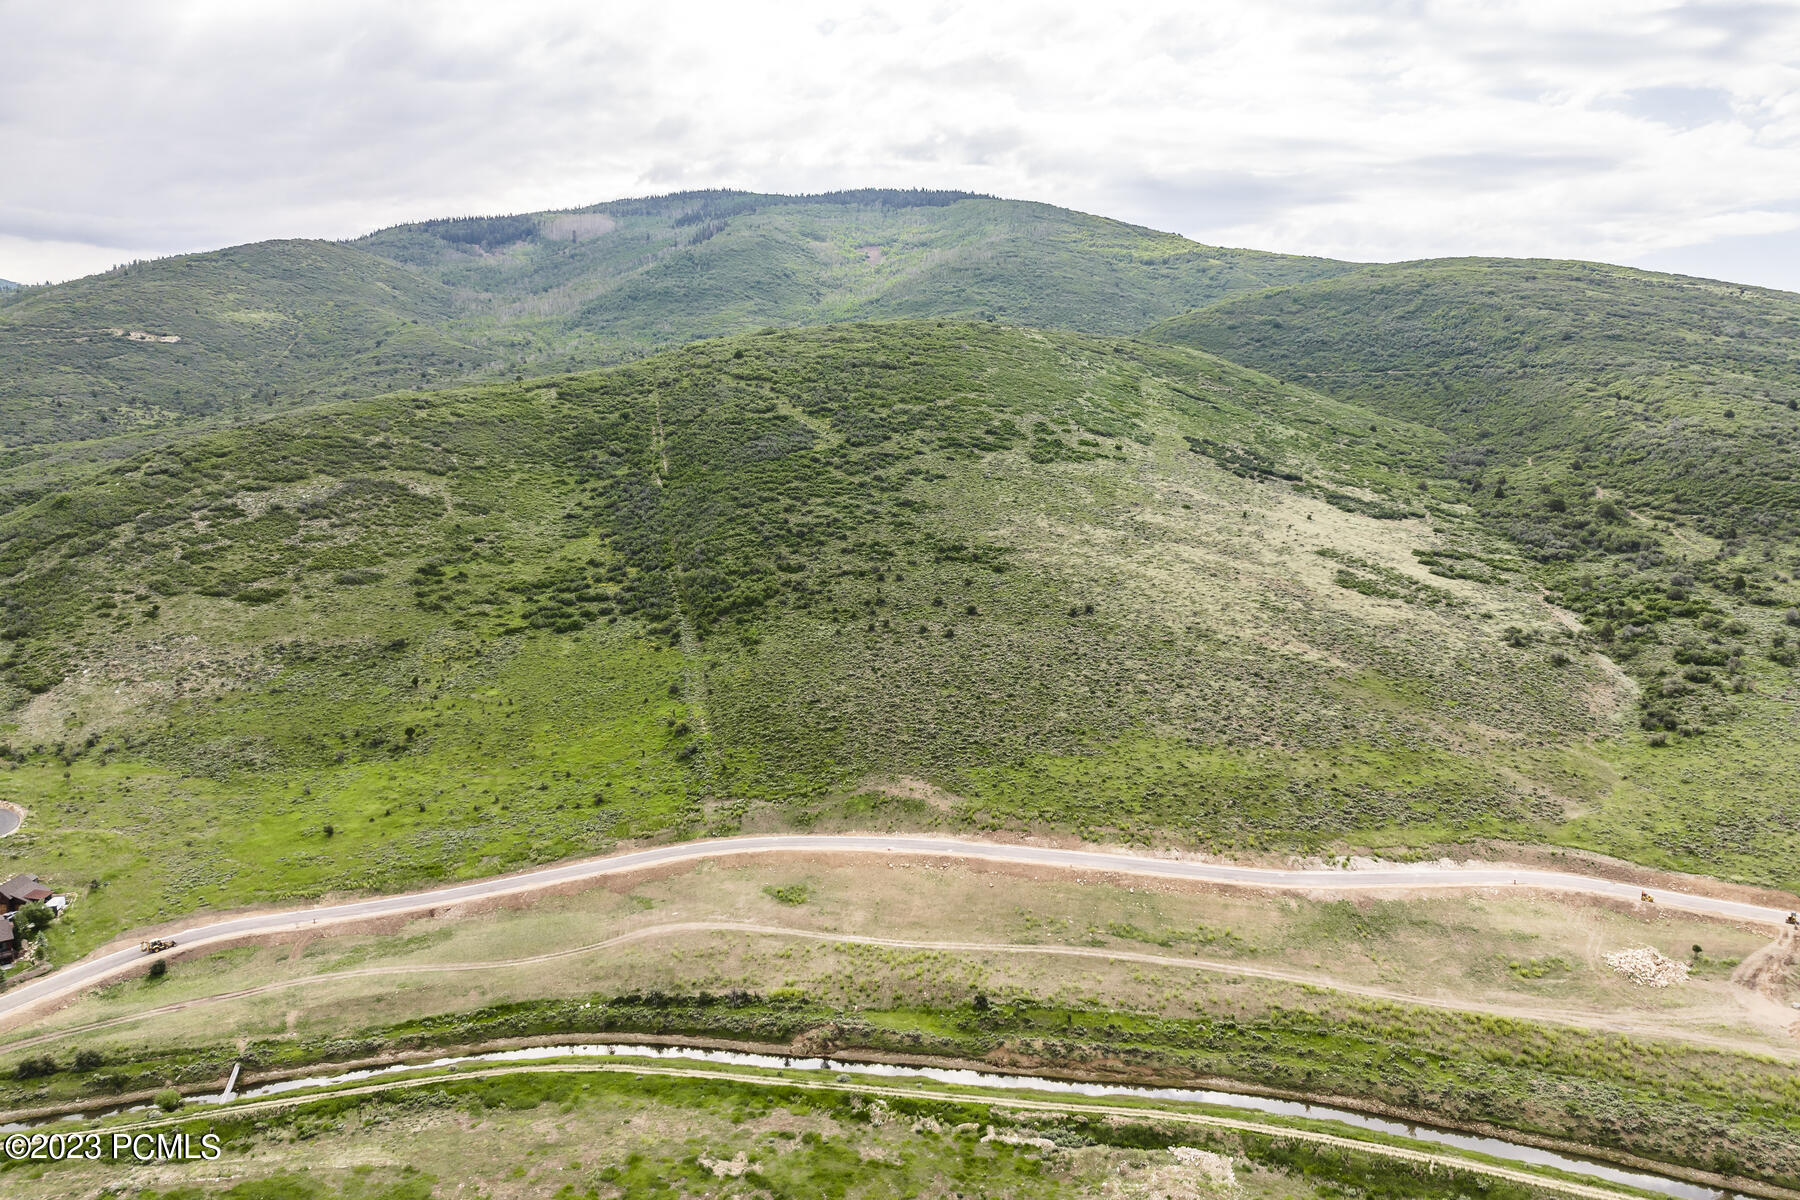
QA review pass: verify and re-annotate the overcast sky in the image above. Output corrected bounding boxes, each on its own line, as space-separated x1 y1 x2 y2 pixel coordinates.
4 0 1799 290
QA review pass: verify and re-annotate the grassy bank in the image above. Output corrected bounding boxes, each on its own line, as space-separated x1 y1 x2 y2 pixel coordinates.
2 1058 1629 1200
5 985 1795 1189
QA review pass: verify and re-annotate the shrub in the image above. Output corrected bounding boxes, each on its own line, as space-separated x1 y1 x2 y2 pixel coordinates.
13 900 53 940
763 883 811 906
14 1055 57 1080
153 1089 183 1113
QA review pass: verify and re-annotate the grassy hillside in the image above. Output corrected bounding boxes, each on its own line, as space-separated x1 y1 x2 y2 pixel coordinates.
0 240 475 452
3 322 1797 953
1150 260 1800 791
0 191 1350 455
357 190 1353 359
1148 258 1800 543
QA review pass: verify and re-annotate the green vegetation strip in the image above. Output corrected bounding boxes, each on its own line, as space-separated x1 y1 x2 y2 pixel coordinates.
7 989 1796 1189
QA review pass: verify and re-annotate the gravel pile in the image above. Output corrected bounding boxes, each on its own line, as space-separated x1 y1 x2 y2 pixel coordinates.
1604 946 1690 987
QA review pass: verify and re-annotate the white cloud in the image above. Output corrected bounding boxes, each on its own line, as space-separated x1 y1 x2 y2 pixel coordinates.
2 0 1798 289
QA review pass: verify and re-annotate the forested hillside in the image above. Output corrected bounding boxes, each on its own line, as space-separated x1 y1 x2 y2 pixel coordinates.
1149 261 1800 870
0 241 468 450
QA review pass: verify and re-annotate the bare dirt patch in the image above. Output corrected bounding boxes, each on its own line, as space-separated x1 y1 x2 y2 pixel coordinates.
858 774 962 811
1732 929 1800 1040
543 214 617 242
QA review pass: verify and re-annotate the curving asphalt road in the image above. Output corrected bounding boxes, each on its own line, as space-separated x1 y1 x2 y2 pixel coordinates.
3 834 1795 1025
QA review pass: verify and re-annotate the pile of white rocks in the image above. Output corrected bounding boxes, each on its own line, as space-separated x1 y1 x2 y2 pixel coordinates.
1603 946 1690 988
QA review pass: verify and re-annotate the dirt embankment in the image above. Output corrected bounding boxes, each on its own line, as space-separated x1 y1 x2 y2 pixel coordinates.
1733 928 1800 1039
1449 841 1800 911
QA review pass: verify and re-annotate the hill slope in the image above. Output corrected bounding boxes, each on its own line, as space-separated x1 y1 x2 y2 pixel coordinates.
357 190 1352 355
3 322 1797 951
0 240 472 450
1151 261 1800 833
1148 257 1800 543
0 190 1352 453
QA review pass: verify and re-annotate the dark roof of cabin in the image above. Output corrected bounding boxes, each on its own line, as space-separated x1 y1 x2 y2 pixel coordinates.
0 874 50 902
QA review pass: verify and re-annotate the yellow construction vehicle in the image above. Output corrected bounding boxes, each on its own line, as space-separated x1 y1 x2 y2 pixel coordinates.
139 938 175 954
1640 891 1655 904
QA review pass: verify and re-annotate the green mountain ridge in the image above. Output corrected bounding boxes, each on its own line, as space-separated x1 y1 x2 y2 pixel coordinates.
0 190 1353 454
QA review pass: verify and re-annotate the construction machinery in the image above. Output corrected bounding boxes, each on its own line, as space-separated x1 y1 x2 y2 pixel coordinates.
1640 891 1655 904
139 938 175 954
1787 911 1797 926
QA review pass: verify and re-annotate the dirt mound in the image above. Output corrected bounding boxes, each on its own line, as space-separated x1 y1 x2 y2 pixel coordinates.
1731 929 1799 1039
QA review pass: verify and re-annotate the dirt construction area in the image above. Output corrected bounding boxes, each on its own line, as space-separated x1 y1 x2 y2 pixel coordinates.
5 852 1795 1064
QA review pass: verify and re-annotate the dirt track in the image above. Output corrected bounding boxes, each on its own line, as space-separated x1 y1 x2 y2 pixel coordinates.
8 919 1795 1057
1732 927 1800 1037
4 833 1795 1029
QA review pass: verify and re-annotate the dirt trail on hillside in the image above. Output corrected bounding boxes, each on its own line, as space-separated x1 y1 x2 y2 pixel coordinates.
7 834 1793 1036
9 920 1794 1059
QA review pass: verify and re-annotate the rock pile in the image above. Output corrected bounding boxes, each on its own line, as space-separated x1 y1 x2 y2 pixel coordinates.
1169 1147 1238 1188
1603 946 1689 988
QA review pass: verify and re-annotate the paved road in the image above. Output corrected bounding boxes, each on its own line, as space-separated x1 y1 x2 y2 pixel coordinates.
4 834 1795 1025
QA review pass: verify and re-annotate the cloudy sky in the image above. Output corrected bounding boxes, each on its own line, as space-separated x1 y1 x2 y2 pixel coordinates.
4 0 1799 289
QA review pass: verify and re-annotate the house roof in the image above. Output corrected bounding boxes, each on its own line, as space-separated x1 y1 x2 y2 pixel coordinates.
0 913 13 942
0 874 50 902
